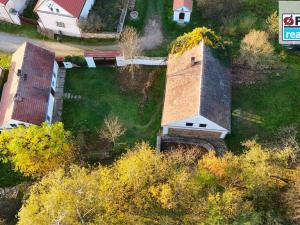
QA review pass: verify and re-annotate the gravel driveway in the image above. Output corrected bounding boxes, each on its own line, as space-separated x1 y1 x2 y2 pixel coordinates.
0 32 118 56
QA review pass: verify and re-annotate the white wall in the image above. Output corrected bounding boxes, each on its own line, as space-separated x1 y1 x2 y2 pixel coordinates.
163 115 229 139
173 7 191 23
0 0 27 25
80 0 95 18
36 0 82 37
37 11 81 37
51 61 59 90
116 56 167 66
85 57 96 68
0 119 30 130
46 93 55 124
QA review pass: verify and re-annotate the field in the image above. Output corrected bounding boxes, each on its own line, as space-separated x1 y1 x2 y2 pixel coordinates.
62 67 165 160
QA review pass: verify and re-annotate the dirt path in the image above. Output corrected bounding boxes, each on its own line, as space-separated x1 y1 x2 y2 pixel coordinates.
0 32 119 56
139 15 163 50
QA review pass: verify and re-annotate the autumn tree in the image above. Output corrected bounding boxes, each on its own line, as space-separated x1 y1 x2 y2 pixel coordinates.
98 115 126 149
170 27 222 55
17 141 294 224
238 29 277 71
0 122 76 178
266 11 279 39
119 26 141 79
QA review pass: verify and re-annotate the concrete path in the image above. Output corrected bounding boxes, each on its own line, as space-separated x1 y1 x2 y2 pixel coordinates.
0 32 119 56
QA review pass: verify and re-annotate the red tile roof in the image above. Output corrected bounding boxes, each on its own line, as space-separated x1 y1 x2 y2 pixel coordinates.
173 0 193 11
0 0 9 5
0 42 55 126
35 0 87 18
84 50 121 58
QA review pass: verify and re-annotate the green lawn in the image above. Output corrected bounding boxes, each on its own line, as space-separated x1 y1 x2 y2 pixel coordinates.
226 53 300 152
0 22 117 46
62 67 165 155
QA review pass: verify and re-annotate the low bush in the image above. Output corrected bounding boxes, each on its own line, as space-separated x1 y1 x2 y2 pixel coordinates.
64 56 87 67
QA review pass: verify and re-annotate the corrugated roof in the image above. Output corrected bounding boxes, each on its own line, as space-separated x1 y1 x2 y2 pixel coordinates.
162 42 231 130
173 0 193 11
0 42 55 126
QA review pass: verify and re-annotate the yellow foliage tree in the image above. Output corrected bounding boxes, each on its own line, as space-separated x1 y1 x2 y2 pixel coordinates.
0 122 76 178
170 27 222 55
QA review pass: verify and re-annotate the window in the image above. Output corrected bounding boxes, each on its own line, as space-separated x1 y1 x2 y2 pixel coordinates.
56 22 65 28
10 124 17 128
199 124 207 128
186 123 193 127
56 8 60 13
51 87 55 96
53 72 57 78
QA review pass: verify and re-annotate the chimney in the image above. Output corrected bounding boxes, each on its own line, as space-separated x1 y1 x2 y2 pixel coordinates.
191 57 196 66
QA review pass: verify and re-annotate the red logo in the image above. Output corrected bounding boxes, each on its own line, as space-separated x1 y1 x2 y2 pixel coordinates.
284 15 294 26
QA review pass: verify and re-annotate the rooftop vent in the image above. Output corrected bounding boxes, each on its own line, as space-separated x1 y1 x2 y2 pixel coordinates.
191 57 196 66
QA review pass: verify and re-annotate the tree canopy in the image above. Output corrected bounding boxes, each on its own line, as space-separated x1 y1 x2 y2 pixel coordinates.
0 122 76 178
18 141 295 224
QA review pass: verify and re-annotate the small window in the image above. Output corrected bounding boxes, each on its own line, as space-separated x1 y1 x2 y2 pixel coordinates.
56 22 65 28
10 124 17 128
186 123 193 127
56 8 60 13
199 124 207 128
51 87 55 96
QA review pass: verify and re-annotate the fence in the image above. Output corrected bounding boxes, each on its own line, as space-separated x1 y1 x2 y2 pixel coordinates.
116 56 167 66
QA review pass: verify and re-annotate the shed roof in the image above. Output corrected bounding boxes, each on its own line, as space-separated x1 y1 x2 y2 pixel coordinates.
162 42 231 130
0 42 55 126
173 0 193 11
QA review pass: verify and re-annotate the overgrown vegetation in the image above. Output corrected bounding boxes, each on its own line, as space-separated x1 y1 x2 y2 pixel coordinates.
79 0 124 32
62 67 165 160
17 141 297 224
0 53 11 69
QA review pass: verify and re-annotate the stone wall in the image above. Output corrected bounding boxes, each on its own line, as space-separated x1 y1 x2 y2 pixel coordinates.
168 128 222 139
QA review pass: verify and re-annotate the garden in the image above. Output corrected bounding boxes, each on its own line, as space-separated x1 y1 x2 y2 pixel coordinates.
62 67 166 161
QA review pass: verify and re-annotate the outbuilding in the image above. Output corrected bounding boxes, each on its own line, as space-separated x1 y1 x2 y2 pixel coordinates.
173 0 193 24
161 41 231 140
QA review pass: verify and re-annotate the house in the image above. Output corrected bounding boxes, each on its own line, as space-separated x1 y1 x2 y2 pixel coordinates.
161 42 231 140
173 0 192 24
0 0 28 25
34 0 95 37
0 42 59 130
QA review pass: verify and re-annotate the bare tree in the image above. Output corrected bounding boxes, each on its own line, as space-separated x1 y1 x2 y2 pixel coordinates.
119 26 141 79
98 115 126 149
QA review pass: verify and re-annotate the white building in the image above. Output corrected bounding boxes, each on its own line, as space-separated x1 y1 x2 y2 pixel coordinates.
161 42 231 139
0 0 28 25
173 0 192 24
34 0 95 37
0 42 58 130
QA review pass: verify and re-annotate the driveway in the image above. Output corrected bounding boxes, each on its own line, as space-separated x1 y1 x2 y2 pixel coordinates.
0 32 119 56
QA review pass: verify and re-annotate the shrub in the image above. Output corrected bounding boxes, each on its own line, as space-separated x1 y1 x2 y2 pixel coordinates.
266 11 279 39
170 27 222 55
238 30 277 70
64 55 87 67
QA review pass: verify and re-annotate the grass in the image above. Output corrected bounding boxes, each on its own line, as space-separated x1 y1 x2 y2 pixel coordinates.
226 53 300 152
0 22 117 46
62 67 166 154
